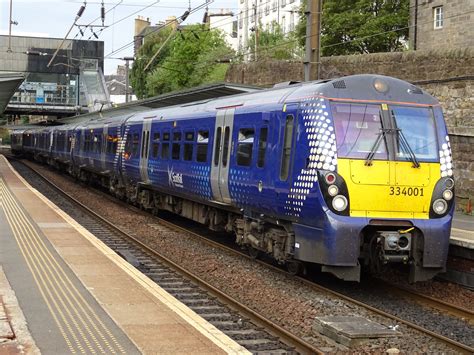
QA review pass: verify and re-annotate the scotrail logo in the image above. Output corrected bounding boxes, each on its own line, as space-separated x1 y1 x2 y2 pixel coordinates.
168 167 183 188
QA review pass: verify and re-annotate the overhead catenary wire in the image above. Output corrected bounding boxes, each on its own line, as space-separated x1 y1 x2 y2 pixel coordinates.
47 1 87 68
104 0 213 59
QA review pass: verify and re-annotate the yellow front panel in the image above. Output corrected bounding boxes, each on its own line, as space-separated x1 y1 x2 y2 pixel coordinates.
338 159 440 219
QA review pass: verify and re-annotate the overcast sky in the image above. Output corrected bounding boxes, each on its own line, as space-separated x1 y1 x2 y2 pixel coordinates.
1 0 236 74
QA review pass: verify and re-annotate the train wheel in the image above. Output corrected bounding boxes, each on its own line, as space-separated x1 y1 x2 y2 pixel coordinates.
286 260 303 275
247 246 260 259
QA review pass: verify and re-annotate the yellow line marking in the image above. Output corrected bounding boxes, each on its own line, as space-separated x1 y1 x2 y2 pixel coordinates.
2 191 98 354
0 180 78 353
2 157 249 354
0 180 123 354
0 174 125 354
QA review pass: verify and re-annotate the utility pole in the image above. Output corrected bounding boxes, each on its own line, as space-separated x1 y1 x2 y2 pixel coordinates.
122 57 134 103
8 0 14 52
304 0 322 81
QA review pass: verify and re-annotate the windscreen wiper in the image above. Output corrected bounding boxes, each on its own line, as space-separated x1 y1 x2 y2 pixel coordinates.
365 128 392 166
396 129 420 168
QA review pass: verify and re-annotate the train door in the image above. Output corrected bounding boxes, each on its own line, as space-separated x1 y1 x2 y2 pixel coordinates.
275 104 299 212
210 108 235 204
139 119 152 183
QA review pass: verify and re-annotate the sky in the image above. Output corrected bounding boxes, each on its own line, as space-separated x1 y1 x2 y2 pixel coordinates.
0 0 236 74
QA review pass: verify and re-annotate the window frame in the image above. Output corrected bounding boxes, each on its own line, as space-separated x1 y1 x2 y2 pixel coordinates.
197 130 209 163
236 127 255 167
280 115 294 181
433 6 443 29
257 126 268 168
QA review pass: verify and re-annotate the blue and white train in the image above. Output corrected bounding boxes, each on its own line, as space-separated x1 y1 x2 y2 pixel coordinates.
12 74 455 282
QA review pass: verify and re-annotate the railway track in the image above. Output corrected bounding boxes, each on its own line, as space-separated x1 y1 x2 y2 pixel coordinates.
10 158 321 355
11 157 474 354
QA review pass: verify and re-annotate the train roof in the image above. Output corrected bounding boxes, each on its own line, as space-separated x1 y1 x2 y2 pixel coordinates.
121 74 439 124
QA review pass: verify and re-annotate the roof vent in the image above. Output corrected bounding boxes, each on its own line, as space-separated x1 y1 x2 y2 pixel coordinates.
408 86 423 95
332 80 346 89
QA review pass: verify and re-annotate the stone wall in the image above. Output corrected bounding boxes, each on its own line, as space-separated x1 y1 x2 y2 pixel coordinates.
225 49 474 210
409 0 474 51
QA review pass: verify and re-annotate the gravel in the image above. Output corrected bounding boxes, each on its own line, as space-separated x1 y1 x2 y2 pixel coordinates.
13 160 473 354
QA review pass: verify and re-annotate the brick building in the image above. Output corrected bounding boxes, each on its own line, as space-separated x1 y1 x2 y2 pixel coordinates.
409 0 474 50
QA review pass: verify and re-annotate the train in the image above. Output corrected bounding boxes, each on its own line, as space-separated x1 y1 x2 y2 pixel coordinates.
10 74 455 282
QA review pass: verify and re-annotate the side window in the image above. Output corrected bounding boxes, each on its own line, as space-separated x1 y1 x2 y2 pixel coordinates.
222 127 231 167
152 132 160 158
125 132 133 157
85 133 91 152
184 131 194 161
236 128 255 166
197 130 209 162
172 131 181 160
132 133 139 155
161 132 170 159
214 127 222 166
94 134 101 153
141 131 147 158
257 126 268 168
280 115 294 180
112 135 118 154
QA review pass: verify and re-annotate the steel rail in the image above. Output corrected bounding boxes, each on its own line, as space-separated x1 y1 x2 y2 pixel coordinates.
139 215 474 354
16 159 322 355
13 157 474 354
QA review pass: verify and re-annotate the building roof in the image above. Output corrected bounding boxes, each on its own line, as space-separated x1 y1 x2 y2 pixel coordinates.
0 72 25 114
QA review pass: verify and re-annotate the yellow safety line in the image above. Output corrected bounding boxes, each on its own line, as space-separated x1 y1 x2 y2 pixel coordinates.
0 180 78 353
2 188 99 354
0 179 124 353
0 179 127 354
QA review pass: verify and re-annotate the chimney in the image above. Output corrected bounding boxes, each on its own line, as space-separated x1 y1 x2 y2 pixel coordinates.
165 16 178 30
135 16 151 36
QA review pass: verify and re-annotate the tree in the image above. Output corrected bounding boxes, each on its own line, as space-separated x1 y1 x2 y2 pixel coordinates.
296 0 409 56
130 27 174 99
246 21 303 61
131 25 234 98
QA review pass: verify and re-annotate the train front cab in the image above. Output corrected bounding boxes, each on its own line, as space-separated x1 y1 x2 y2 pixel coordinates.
304 76 454 282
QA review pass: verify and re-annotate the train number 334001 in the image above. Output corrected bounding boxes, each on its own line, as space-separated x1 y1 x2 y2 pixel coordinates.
389 186 424 196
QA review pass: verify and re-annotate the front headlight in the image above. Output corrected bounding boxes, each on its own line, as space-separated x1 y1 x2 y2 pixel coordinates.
328 185 339 197
433 199 448 215
442 189 453 201
332 195 348 212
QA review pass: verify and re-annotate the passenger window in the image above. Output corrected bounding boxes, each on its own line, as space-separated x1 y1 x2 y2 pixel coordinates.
141 132 146 158
214 127 222 166
172 131 181 160
184 131 194 161
132 133 139 155
197 130 209 162
280 115 294 180
222 127 230 167
152 132 160 158
257 127 268 168
236 128 254 166
125 132 133 157
161 132 170 159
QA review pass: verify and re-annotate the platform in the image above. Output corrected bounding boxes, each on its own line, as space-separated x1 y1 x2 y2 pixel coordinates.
451 213 474 250
0 155 249 354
